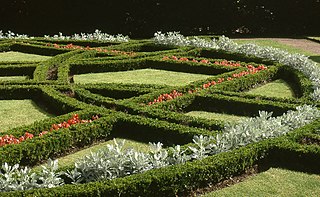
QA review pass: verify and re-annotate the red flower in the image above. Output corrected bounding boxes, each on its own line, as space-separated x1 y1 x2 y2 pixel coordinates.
200 59 210 64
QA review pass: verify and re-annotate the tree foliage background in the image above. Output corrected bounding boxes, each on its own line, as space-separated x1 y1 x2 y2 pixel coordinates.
1 0 319 38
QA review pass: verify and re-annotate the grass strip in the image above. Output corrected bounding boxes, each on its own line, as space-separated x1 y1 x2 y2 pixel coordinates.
203 168 320 197
0 51 51 62
246 79 295 99
0 100 54 132
185 111 246 123
74 68 212 86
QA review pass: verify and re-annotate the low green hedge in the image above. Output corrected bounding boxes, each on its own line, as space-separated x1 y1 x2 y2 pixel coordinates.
153 92 296 117
0 85 39 99
57 50 97 83
190 48 275 65
77 83 163 99
0 64 36 78
211 65 279 92
0 42 12 52
69 58 149 75
0 110 115 166
105 40 178 52
36 86 90 115
112 112 213 146
34 38 121 47
4 119 320 196
147 58 237 75
34 50 83 81
72 88 225 131
10 42 68 56
276 65 313 99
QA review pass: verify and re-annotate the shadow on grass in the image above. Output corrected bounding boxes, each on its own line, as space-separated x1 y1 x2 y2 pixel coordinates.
310 56 320 64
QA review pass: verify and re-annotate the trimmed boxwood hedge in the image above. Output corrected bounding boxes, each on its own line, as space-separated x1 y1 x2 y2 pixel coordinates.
0 37 319 196
3 119 320 196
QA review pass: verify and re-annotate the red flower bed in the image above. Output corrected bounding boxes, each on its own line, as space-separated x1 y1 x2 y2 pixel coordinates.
148 90 183 105
0 114 99 147
45 43 136 56
148 64 267 105
162 56 242 67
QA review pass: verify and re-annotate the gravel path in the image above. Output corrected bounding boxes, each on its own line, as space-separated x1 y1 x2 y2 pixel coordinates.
273 38 320 55
235 38 320 55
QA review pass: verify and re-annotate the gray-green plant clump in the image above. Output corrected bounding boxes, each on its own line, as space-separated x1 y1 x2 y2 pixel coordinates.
1 105 319 192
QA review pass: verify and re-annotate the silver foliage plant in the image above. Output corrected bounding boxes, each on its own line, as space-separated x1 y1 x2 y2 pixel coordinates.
154 32 320 101
0 30 129 42
212 104 320 154
1 105 319 191
44 29 129 42
65 140 188 184
64 105 320 184
153 31 219 49
0 159 63 192
0 30 33 39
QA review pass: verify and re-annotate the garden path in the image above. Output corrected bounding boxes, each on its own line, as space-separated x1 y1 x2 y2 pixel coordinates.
273 38 320 54
236 38 320 54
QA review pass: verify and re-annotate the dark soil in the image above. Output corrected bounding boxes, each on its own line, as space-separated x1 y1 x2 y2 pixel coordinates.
60 90 75 98
46 66 58 80
300 137 320 146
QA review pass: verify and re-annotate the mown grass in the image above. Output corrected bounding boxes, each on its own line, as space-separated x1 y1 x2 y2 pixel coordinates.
202 168 320 197
0 51 51 62
74 68 212 86
185 111 246 123
308 37 320 42
0 76 27 81
246 79 295 99
0 100 54 132
32 138 151 171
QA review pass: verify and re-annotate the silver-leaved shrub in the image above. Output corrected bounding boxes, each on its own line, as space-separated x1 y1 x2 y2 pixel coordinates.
211 105 320 154
0 30 129 42
1 104 319 191
44 29 129 42
0 159 63 192
0 30 32 39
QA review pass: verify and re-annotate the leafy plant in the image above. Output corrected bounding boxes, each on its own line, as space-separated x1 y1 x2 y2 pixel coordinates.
188 135 214 160
0 159 63 192
44 29 129 42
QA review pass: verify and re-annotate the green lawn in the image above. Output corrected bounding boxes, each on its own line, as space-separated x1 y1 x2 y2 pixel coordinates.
308 37 320 42
0 76 28 81
32 138 151 171
0 100 54 132
246 79 295 99
0 51 51 62
202 168 320 197
185 111 246 123
74 69 212 86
